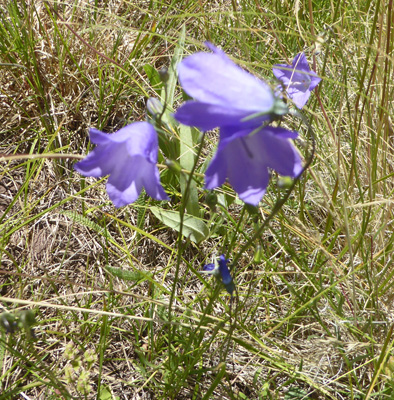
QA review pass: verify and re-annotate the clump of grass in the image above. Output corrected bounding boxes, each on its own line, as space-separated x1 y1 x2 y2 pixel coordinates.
1 0 394 399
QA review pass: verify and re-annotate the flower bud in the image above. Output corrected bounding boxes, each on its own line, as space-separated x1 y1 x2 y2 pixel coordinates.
0 313 16 334
272 98 289 116
159 67 169 83
146 97 164 118
19 310 36 330
165 159 182 173
253 245 263 263
277 176 293 189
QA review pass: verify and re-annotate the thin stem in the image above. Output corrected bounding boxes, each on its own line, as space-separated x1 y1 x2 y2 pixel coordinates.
232 109 316 268
167 132 207 368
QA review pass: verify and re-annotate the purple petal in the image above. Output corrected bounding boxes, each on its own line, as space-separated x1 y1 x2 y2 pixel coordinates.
204 126 252 189
106 156 168 207
178 44 275 115
226 139 270 205
204 126 302 205
74 121 168 207
273 53 321 109
218 255 235 295
202 263 216 272
310 74 322 91
249 127 303 177
272 64 293 85
204 150 227 190
89 128 115 145
269 127 299 140
218 255 232 285
292 52 309 70
288 90 311 109
205 129 270 205
144 166 170 201
74 141 124 177
106 156 144 207
174 101 257 131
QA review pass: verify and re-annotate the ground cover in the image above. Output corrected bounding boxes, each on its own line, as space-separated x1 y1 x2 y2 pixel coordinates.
1 0 393 399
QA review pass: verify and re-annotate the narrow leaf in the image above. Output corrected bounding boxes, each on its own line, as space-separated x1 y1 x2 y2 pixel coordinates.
162 24 186 108
179 123 200 216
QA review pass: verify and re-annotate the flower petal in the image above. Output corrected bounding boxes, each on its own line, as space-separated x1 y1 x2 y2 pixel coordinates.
74 120 168 207
74 142 123 177
273 53 321 109
105 156 143 207
178 43 275 115
204 146 228 190
143 165 170 201
310 74 322 91
203 263 216 272
288 90 311 109
205 126 301 205
249 127 303 177
218 255 232 284
174 101 254 130
292 52 309 70
218 255 235 295
206 131 270 205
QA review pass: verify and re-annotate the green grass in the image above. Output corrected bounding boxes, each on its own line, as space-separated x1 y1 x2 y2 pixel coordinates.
1 0 394 399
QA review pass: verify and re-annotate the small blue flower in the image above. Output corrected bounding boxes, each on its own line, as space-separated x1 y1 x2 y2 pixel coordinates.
174 42 278 131
174 43 301 205
201 255 235 295
205 126 302 205
74 121 169 207
273 53 321 109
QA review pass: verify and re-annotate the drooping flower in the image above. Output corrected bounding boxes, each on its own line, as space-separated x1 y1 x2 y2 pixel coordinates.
201 254 235 295
273 53 321 109
204 126 302 205
74 121 169 207
174 42 284 131
217 255 235 295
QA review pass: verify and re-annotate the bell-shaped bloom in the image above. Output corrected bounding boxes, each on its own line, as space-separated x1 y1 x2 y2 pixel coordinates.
174 42 279 131
201 255 235 295
74 122 169 207
205 126 302 206
273 53 321 109
217 255 235 296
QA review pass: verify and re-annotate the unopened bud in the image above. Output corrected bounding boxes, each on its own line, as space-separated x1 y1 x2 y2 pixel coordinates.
277 176 293 189
165 159 182 173
146 97 164 118
0 313 16 334
253 245 263 263
273 98 289 116
19 310 36 330
159 67 169 83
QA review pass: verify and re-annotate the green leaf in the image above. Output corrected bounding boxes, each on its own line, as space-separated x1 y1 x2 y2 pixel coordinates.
98 386 119 400
179 123 200 217
143 64 162 93
150 207 209 243
284 386 309 399
161 24 185 108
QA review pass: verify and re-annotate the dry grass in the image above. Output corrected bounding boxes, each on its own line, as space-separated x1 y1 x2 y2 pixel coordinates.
1 0 394 399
